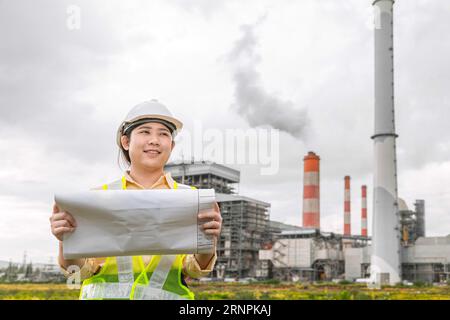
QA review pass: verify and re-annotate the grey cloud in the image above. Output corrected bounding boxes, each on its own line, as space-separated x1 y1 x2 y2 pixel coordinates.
0 0 126 164
395 1 450 170
167 0 225 18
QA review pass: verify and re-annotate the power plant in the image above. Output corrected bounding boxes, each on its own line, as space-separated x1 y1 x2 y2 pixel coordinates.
164 1 450 285
166 155 449 284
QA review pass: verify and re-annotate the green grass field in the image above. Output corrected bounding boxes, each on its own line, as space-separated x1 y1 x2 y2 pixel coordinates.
1 282 449 300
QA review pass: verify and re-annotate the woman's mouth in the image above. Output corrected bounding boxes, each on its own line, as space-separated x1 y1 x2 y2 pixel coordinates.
144 150 161 155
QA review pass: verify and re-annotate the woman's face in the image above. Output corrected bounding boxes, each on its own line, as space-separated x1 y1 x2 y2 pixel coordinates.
121 122 174 170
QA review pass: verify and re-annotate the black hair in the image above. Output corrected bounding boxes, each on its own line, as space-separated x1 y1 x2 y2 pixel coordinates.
118 129 133 169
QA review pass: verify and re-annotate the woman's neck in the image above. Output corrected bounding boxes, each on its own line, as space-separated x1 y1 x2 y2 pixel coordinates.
128 165 164 189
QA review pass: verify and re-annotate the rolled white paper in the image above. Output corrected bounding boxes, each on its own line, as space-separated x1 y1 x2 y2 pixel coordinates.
55 189 216 259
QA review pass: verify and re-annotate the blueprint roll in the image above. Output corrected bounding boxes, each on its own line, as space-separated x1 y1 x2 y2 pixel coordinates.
55 189 216 259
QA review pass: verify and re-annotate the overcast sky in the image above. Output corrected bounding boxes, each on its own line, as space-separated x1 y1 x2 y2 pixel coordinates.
1 0 449 264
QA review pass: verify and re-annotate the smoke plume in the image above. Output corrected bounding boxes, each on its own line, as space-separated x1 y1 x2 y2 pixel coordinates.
228 20 308 139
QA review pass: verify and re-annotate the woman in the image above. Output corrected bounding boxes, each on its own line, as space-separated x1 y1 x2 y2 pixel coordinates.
50 99 222 300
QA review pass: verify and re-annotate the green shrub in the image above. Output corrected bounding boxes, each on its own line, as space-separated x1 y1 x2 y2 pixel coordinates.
413 281 429 288
259 279 281 285
335 290 353 300
234 291 257 300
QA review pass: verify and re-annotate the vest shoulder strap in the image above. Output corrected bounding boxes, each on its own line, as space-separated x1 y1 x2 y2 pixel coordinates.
103 176 127 190
103 177 196 190
173 181 197 190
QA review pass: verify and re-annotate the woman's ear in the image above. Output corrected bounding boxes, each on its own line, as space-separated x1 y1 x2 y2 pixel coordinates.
121 135 129 151
171 140 175 151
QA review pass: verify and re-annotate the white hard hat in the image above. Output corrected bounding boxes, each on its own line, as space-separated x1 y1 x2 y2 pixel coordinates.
116 99 183 147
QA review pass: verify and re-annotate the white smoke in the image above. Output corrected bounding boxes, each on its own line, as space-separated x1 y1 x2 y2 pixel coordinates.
227 18 309 139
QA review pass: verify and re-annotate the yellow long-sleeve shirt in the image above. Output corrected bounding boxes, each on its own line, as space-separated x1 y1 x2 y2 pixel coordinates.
59 170 217 281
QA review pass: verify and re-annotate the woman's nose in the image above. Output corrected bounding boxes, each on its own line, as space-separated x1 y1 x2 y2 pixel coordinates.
147 134 160 145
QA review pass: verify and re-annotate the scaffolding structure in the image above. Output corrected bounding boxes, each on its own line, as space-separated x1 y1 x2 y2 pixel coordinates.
165 160 239 194
165 161 270 279
402 263 450 283
414 200 426 238
399 199 426 246
216 196 270 278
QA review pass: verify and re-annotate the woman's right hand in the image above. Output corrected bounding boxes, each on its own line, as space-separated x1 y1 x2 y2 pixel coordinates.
50 203 77 241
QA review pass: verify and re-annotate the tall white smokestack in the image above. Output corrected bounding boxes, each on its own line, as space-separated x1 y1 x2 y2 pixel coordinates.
371 0 401 285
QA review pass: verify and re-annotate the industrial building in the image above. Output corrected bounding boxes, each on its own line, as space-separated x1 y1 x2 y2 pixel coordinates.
165 158 449 285
262 149 449 284
344 199 450 284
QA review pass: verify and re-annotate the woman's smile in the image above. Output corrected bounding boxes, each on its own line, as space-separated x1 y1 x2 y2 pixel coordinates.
144 149 161 157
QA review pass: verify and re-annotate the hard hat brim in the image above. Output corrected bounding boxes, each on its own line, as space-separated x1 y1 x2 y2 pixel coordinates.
116 114 183 148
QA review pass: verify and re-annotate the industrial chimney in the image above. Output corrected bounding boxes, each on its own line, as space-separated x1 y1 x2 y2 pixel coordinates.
302 151 320 229
414 200 425 238
371 0 401 285
361 185 368 237
344 176 351 236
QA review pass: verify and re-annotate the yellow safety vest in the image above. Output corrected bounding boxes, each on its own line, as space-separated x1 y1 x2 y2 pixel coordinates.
79 176 196 300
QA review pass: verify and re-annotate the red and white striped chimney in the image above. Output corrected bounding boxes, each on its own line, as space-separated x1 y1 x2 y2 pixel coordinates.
361 185 368 237
344 176 351 236
302 151 320 229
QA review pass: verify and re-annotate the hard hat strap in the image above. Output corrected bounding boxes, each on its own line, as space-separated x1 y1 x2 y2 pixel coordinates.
122 118 176 137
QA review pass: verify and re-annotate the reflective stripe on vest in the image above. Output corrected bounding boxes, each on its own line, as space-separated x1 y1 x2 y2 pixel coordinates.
132 255 180 300
148 255 176 290
81 283 133 300
105 178 133 285
133 285 188 300
116 256 134 283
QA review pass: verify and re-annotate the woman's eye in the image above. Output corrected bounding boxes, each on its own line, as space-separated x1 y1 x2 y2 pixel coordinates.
160 132 168 136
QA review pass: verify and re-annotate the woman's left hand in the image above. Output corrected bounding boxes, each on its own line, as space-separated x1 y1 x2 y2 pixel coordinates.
198 202 222 239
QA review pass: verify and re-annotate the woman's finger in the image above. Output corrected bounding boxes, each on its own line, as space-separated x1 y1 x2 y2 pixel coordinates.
52 220 73 229
53 203 60 214
53 226 75 236
201 221 221 230
63 212 77 227
50 212 65 222
198 210 222 221
203 229 221 236
51 211 77 227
